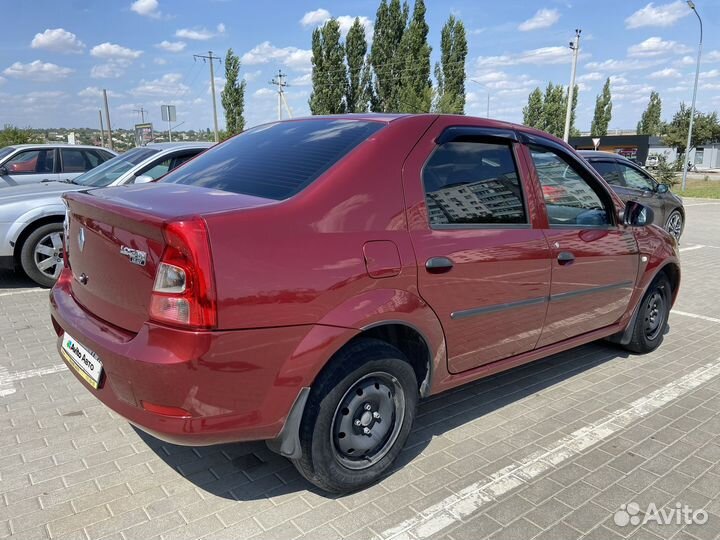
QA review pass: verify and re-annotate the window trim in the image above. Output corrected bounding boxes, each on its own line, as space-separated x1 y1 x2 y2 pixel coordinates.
523 134 618 229
421 131 531 230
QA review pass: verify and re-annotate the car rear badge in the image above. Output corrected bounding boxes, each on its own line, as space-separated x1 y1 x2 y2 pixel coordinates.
120 246 147 266
78 228 85 252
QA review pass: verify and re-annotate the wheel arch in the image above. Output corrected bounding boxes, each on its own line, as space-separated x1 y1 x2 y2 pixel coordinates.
13 214 65 263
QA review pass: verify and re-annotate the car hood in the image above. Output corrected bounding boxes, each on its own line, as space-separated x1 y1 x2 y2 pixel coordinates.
0 182 86 205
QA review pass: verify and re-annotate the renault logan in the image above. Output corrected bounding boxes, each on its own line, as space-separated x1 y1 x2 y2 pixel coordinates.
50 115 680 493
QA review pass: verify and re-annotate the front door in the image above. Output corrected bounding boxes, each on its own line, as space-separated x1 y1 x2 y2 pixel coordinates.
1 148 58 186
403 122 552 374
525 143 640 347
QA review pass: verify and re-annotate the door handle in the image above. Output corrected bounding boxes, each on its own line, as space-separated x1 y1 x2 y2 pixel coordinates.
425 257 454 274
557 252 575 265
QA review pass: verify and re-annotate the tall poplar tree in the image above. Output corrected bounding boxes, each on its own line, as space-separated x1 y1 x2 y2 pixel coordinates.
637 91 662 135
523 87 544 129
591 78 613 137
434 15 467 114
542 82 566 138
397 0 432 112
345 18 369 113
370 0 408 112
221 48 246 136
309 19 347 115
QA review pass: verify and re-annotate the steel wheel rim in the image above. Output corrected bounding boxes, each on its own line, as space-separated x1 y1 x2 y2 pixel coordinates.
330 371 405 471
666 212 682 240
644 290 665 340
34 231 64 280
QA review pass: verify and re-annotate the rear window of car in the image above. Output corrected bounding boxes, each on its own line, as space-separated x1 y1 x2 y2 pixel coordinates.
161 119 385 200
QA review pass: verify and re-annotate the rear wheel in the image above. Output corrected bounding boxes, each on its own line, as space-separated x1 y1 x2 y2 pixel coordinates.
664 210 683 241
624 275 671 354
20 223 64 288
293 339 418 493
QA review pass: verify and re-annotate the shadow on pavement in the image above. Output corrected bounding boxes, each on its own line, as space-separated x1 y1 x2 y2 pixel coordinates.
135 340 632 503
0 269 38 290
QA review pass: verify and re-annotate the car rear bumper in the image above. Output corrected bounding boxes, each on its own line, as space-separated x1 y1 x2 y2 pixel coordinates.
49 272 314 446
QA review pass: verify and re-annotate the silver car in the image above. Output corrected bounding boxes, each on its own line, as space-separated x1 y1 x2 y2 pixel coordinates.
0 142 213 287
0 144 116 187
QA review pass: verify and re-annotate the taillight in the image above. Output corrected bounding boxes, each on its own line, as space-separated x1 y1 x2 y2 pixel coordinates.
148 218 217 329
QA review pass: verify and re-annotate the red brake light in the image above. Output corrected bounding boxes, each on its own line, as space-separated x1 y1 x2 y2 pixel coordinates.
149 218 217 329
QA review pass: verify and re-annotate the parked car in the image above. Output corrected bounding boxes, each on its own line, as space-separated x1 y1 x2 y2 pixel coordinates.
0 142 212 287
0 144 116 187
50 115 680 493
579 150 684 240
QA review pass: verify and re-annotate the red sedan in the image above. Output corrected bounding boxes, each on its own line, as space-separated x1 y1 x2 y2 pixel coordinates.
51 114 679 493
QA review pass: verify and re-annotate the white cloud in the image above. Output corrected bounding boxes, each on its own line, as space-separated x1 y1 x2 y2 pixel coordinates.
701 69 720 79
91 42 143 60
585 58 661 72
518 8 560 31
243 70 262 82
130 0 161 18
131 73 189 96
336 16 373 38
241 41 313 71
625 1 691 29
3 60 74 81
175 23 225 41
90 63 126 79
155 40 186 53
0 77 5 86
300 8 331 27
706 51 720 62
628 37 690 57
254 87 275 97
648 68 682 79
290 73 312 86
154 57 168 65
78 87 123 98
476 46 572 67
31 28 85 53
578 71 603 81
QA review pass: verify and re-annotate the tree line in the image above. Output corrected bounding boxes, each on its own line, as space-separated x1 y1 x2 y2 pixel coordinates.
308 0 467 115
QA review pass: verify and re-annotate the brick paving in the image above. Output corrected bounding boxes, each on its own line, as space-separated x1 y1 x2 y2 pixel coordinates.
0 201 719 539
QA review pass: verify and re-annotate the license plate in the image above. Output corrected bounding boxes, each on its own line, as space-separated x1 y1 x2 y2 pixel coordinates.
61 333 103 389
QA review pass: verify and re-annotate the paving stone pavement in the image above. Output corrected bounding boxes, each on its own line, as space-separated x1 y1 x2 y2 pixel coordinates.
1 201 719 540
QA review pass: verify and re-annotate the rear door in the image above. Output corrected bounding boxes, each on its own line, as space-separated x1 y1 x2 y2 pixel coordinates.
1 148 59 186
403 122 552 374
524 139 639 347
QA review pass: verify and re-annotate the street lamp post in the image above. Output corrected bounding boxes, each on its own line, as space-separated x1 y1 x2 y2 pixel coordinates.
469 80 491 118
682 1 703 191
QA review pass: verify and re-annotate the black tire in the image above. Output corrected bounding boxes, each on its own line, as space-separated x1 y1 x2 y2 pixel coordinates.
20 223 65 288
624 275 672 354
293 338 418 493
664 210 683 241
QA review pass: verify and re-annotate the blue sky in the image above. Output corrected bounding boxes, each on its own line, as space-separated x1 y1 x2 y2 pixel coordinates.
1 0 719 132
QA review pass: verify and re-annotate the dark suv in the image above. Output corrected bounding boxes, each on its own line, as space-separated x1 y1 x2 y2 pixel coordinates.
579 150 684 240
51 115 680 493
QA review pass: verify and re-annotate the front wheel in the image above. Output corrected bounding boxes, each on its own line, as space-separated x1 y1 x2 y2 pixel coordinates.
293 339 418 493
665 210 683 241
20 223 65 288
624 275 672 354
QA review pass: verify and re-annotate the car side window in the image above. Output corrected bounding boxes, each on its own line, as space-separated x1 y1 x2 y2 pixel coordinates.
82 150 102 169
590 160 625 187
133 151 201 183
530 146 610 227
422 141 527 226
5 149 55 174
617 163 655 192
61 149 92 173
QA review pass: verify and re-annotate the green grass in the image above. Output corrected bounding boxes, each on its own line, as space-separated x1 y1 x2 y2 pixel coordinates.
674 178 720 199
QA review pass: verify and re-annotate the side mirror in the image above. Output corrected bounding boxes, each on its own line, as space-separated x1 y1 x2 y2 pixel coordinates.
134 175 155 184
656 183 669 194
0 165 8 176
623 200 654 227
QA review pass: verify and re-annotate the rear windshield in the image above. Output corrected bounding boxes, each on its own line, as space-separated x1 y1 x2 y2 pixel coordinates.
161 119 385 200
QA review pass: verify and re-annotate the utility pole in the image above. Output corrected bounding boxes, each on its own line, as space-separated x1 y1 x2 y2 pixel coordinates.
193 51 221 142
133 107 146 123
269 70 292 120
682 1 703 191
563 29 581 142
102 89 114 151
98 109 105 147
